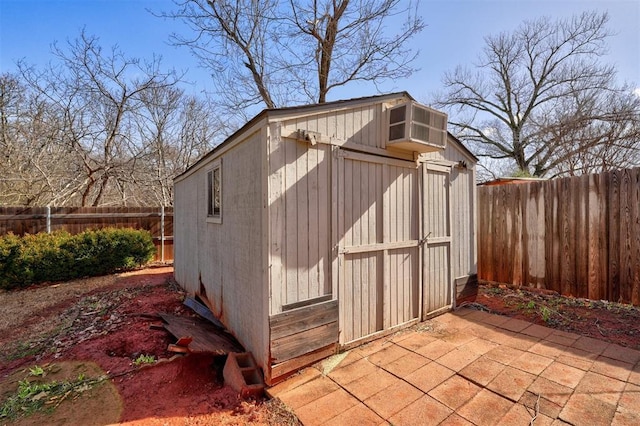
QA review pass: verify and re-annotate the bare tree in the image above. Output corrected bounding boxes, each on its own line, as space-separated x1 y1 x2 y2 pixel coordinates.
161 0 423 117
135 88 224 206
18 31 184 206
434 11 640 177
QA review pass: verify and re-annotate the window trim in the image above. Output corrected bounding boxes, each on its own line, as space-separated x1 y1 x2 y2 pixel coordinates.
206 159 222 224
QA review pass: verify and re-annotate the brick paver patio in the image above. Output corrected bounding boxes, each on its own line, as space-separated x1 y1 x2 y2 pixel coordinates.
267 308 640 425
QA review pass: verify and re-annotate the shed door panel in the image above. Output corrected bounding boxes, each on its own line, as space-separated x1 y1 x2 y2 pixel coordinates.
337 150 419 344
423 165 452 316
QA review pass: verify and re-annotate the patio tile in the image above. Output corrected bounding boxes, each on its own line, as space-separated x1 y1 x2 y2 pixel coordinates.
466 322 498 338
484 345 525 365
459 356 506 386
327 357 379 386
428 375 482 410
457 389 512 426
575 371 626 405
555 350 596 371
520 323 554 339
550 419 572 426
545 334 578 347
498 318 533 333
381 351 430 378
601 344 640 365
487 365 536 401
367 344 411 367
322 402 385 426
394 332 437 351
529 341 566 359
364 380 422 419
483 328 518 345
591 357 633 382
628 365 640 386
459 337 499 355
335 349 366 367
481 313 510 327
511 351 554 375
617 382 640 412
266 367 321 397
414 339 458 360
294 388 358 426
501 334 539 351
540 361 586 388
546 330 580 346
559 393 616 426
613 389 640 426
572 335 610 355
438 330 477 347
520 390 564 419
462 309 493 323
527 376 573 407
436 347 480 371
342 367 399 401
390 329 416 343
353 338 394 358
405 361 455 392
500 402 554 426
439 413 475 426
387 394 452 426
276 375 339 409
454 307 475 317
612 408 640 426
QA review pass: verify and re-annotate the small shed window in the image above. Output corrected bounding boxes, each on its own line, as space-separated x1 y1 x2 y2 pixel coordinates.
207 160 222 223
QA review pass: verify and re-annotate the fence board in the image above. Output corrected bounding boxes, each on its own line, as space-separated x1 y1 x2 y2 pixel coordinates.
479 167 640 306
0 206 173 262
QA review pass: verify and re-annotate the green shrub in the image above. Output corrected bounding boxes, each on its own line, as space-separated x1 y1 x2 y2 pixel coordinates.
0 228 156 290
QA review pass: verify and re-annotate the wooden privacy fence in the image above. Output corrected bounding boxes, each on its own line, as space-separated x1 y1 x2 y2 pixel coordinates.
0 206 173 262
478 167 640 305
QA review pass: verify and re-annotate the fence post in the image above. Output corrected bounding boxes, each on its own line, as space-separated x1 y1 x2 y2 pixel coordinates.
46 206 51 234
160 205 165 263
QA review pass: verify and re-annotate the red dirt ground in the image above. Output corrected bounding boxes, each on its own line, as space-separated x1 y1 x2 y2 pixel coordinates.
470 283 640 350
3 267 639 424
0 267 295 425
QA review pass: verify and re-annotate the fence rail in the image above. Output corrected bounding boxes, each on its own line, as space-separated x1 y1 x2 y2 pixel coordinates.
0 206 174 262
478 167 640 306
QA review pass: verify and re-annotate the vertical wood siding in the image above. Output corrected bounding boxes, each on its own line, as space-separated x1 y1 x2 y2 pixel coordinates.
478 167 640 305
339 153 419 343
423 167 452 314
268 127 332 314
174 130 269 366
281 103 385 148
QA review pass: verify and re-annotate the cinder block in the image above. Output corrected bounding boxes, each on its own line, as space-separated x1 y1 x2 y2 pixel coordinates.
223 352 265 398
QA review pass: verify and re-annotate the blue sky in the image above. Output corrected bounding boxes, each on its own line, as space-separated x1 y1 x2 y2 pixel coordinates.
1 0 638 104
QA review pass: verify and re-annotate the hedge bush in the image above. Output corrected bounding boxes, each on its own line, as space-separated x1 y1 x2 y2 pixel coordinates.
0 228 156 290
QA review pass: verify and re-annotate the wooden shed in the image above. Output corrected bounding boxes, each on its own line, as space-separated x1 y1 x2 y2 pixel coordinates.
174 92 478 385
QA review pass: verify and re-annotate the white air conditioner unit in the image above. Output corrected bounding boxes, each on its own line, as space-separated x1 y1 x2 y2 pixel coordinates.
386 102 447 153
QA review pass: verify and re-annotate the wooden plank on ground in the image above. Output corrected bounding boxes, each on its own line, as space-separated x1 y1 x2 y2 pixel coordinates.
159 313 242 355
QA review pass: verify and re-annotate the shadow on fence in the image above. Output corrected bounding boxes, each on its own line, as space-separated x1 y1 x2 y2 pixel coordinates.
478 167 640 306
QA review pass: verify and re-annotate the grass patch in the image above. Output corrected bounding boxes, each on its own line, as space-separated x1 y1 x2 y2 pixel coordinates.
0 365 104 421
133 354 155 366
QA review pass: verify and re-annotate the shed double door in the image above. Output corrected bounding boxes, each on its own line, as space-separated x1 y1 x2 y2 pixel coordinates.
423 164 453 317
335 149 420 344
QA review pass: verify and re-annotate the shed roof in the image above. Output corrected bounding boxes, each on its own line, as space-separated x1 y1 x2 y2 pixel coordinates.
178 92 413 179
177 92 479 178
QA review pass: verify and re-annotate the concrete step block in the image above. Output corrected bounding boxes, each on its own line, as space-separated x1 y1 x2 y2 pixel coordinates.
223 352 265 398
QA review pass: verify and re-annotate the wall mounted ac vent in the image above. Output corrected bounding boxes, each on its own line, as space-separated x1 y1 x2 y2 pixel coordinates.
387 102 447 153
